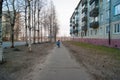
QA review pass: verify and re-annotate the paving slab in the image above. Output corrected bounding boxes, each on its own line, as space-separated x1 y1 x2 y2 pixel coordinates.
24 44 94 80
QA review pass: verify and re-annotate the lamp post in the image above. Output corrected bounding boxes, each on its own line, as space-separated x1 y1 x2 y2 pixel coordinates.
108 0 111 45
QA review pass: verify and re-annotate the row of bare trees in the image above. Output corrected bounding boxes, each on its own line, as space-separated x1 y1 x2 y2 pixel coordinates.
25 0 59 51
1 0 59 51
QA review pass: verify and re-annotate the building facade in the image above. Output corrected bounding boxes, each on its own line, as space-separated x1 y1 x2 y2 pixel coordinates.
70 0 120 48
2 11 23 41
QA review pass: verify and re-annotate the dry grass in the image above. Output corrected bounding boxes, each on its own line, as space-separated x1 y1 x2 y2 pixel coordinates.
0 43 54 80
63 41 120 80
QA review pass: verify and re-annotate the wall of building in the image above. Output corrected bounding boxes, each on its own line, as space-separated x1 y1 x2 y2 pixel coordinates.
70 0 120 49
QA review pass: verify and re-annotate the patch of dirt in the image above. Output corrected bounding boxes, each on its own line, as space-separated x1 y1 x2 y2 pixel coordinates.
63 42 120 80
0 43 54 80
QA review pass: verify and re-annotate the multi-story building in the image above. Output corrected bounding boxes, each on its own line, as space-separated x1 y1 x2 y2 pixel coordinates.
70 0 120 48
2 11 23 41
2 11 11 40
70 1 82 37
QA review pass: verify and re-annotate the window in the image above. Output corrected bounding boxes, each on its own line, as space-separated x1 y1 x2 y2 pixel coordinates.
90 17 94 23
100 0 103 8
95 17 98 21
114 4 120 15
99 27 103 35
106 10 109 19
100 14 103 22
88 31 89 36
90 1 95 11
114 23 120 34
107 0 110 2
95 30 97 35
106 26 109 33
91 30 93 35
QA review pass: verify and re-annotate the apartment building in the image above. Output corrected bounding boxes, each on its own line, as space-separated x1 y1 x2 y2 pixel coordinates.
2 11 23 41
70 0 120 48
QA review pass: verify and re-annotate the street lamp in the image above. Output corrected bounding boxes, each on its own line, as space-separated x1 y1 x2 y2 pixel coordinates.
108 0 111 45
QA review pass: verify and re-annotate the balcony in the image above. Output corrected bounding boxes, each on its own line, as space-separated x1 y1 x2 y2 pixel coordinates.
90 7 99 17
73 17 75 19
75 23 79 27
70 29 73 34
70 32 72 35
82 7 87 13
72 21 75 24
90 0 98 5
75 29 78 33
89 0 94 5
73 29 76 34
73 30 78 35
76 19 79 23
73 25 75 29
90 21 99 28
82 23 87 31
75 11 79 15
82 26 87 31
82 16 87 22
82 0 87 6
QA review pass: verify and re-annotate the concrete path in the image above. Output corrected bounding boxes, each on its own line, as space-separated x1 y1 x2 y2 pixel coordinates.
24 44 93 80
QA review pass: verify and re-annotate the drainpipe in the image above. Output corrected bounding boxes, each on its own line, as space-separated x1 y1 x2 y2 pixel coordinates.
108 0 111 45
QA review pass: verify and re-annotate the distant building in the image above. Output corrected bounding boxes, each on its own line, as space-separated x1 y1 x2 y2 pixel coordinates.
2 11 23 41
70 0 120 48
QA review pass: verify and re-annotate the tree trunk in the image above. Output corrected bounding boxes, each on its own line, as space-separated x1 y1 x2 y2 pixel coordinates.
40 23 43 43
11 24 14 48
33 0 37 44
28 0 32 51
5 0 16 48
25 0 28 46
37 0 40 43
0 0 3 62
28 28 32 51
49 16 52 42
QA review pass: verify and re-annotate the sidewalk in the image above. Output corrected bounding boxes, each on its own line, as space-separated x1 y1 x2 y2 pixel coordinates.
24 44 93 80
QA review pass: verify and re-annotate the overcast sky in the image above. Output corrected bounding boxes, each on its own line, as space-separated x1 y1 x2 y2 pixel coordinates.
52 0 80 36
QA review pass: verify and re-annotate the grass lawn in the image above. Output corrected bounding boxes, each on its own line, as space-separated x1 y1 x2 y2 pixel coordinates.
66 41 120 60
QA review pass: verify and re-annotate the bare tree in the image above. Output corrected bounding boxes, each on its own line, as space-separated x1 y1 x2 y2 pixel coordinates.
25 0 28 46
53 19 59 42
37 0 46 43
52 4 59 42
37 0 40 43
5 0 16 48
33 0 37 44
5 0 22 48
42 8 50 42
37 0 43 43
0 0 3 62
47 0 59 42
27 0 32 51
43 9 48 42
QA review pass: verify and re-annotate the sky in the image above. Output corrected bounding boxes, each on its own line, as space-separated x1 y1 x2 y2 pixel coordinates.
52 0 80 37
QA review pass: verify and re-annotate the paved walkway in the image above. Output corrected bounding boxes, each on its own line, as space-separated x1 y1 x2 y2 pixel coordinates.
24 44 93 80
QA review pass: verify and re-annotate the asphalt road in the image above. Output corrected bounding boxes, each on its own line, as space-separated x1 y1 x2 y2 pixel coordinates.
23 44 93 80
